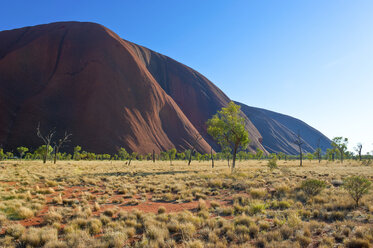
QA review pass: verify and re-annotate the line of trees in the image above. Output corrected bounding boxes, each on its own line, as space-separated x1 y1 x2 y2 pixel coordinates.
1 143 372 164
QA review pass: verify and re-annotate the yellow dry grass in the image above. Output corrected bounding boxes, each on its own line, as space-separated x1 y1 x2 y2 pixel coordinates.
0 159 371 247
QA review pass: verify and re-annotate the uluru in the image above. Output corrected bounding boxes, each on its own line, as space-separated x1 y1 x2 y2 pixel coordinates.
0 21 330 155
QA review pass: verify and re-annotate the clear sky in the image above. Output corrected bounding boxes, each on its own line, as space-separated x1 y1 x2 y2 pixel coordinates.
1 1 373 154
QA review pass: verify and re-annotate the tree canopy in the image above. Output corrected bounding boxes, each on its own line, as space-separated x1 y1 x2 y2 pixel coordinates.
331 137 348 163
207 102 250 172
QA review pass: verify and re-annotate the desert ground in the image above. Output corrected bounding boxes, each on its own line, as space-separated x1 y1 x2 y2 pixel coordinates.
0 159 372 248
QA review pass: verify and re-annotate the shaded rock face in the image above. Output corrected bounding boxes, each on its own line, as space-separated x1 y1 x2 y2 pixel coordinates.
236 102 332 155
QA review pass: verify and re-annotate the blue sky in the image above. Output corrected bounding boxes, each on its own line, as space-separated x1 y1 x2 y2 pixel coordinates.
2 1 373 153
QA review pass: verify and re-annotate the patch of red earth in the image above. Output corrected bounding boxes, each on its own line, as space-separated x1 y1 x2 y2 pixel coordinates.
1 183 233 233
96 198 229 215
0 205 48 235
17 204 50 228
0 181 18 186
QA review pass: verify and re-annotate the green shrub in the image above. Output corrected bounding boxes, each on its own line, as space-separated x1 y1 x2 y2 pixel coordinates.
343 176 371 207
300 179 326 197
267 156 278 170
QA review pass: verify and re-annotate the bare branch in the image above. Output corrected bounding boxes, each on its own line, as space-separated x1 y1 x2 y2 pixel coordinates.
36 123 56 163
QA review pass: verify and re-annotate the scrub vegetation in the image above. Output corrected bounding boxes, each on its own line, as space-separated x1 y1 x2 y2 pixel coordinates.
0 159 372 247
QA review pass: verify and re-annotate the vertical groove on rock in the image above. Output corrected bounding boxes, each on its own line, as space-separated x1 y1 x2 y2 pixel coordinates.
48 29 68 82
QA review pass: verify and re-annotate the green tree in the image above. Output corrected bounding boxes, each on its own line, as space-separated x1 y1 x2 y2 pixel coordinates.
17 147 29 161
267 154 278 170
167 148 177 165
237 151 247 161
306 153 313 162
118 148 129 160
256 148 263 160
160 151 168 161
222 147 232 167
102 154 111 160
354 143 363 161
128 152 137 166
331 137 348 163
53 132 71 164
184 150 191 162
25 153 33 160
36 123 55 164
5 152 13 159
187 134 202 166
0 148 6 160
314 138 322 163
314 148 322 163
277 152 285 160
294 132 304 167
73 146 82 160
35 145 53 162
87 152 96 160
177 152 185 160
326 148 337 161
195 152 202 162
343 176 371 207
207 102 250 173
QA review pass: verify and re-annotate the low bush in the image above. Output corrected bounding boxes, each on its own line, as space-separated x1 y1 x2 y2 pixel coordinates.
343 176 371 207
300 179 326 197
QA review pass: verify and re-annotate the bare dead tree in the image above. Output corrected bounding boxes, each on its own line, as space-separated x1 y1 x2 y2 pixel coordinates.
53 131 72 164
188 133 202 166
316 138 322 163
294 131 304 167
37 123 55 164
354 143 363 161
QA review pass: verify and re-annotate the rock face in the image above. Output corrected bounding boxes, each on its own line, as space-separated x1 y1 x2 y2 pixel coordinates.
236 102 332 154
125 42 264 152
0 21 265 154
0 22 213 154
0 21 331 155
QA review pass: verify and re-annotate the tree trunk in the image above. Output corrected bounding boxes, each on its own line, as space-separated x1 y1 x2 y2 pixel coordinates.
340 149 344 163
152 150 155 163
128 158 132 166
43 145 48 164
227 155 230 168
232 145 238 173
54 147 58 164
211 148 214 168
299 146 302 167
188 149 194 166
